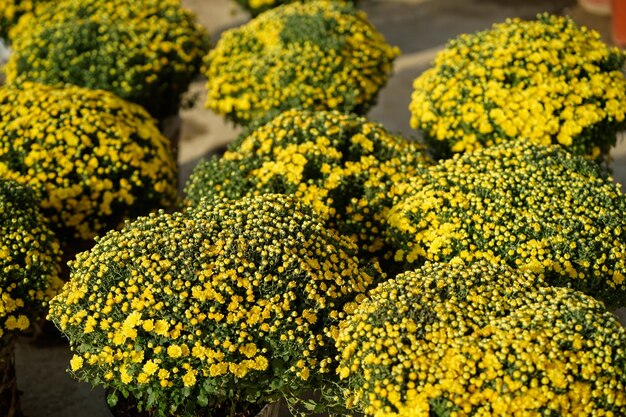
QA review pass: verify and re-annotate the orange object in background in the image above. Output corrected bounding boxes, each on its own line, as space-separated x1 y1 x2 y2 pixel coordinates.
614 0 626 46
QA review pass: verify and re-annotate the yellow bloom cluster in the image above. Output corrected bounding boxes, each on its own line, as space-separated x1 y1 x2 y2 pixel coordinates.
0 179 61 336
235 0 357 17
48 194 381 417
0 83 178 242
387 142 626 307
184 109 431 259
410 14 626 161
204 0 399 125
5 0 209 119
335 261 626 417
0 0 47 40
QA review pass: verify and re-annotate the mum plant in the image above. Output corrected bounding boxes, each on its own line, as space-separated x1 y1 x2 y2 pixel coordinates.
4 0 209 119
184 109 432 259
0 83 178 243
386 142 626 307
0 179 62 414
0 0 48 41
234 0 357 18
204 0 399 126
409 13 626 161
48 194 382 417
335 260 626 417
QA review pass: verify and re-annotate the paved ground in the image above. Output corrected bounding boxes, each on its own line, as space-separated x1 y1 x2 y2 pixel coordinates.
6 0 625 416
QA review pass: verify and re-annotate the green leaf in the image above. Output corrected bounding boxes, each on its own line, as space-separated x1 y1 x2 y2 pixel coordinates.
107 391 118 408
146 390 157 408
198 392 209 407
302 400 318 411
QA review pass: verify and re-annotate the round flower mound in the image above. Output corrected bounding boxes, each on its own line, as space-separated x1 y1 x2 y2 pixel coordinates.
387 142 626 307
5 0 209 119
409 13 626 161
336 261 626 417
235 0 357 18
0 0 47 41
48 194 382 417
184 109 431 257
0 179 62 337
204 0 400 126
0 83 178 241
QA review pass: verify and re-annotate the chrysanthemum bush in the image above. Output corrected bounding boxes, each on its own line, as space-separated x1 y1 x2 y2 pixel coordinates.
204 0 399 126
386 142 626 307
184 109 431 259
234 0 357 18
0 179 61 413
410 13 626 161
47 194 383 417
5 0 209 119
0 0 47 41
0 83 178 242
0 179 62 337
335 261 626 417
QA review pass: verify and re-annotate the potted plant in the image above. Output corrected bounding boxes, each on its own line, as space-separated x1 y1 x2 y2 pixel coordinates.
0 179 62 416
4 0 209 121
335 260 626 416
233 0 358 17
47 194 383 417
409 13 626 163
0 83 178 249
184 109 432 262
0 0 49 41
203 0 400 126
386 141 626 308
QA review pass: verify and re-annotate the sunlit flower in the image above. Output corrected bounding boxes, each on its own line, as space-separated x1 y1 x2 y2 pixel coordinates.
0 0 46 40
410 13 626 162
48 194 382 417
0 83 178 242
185 109 431 261
5 0 209 119
235 0 358 17
0 179 61 336
336 261 626 417
387 142 626 307
204 0 399 125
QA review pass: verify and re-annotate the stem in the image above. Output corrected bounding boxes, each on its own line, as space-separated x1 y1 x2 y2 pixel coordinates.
0 334 21 417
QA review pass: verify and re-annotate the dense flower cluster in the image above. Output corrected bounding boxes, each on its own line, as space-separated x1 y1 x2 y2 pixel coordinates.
204 0 399 125
386 142 626 307
184 109 431 258
5 0 209 119
48 194 381 417
0 179 61 337
0 0 47 40
235 0 357 18
335 261 626 417
410 13 626 161
0 83 178 241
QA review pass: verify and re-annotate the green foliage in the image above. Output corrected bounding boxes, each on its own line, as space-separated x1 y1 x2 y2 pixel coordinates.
0 0 49 41
387 142 626 307
48 194 383 417
336 260 626 417
184 109 432 260
0 83 178 241
5 0 209 119
204 0 399 126
235 0 358 18
0 179 61 335
410 13 626 162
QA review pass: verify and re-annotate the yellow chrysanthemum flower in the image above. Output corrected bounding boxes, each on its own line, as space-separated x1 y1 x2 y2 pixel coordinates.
410 13 626 163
